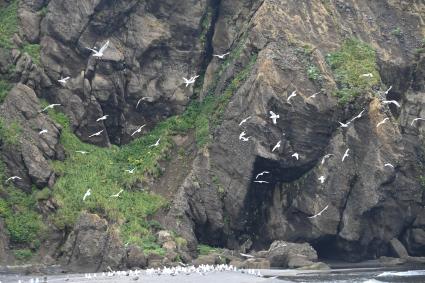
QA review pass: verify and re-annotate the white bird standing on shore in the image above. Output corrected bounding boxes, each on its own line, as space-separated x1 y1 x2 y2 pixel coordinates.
149 138 161 147
131 124 146 137
213 52 230 59
89 130 104 138
308 205 329 219
269 111 279 124
96 115 108 122
255 171 270 179
239 116 251 126
41 104 61 112
39 129 48 135
58 76 70 84
376 118 389 128
382 100 401 108
83 189 91 201
321 154 334 165
342 148 350 162
86 40 110 58
292 153 299 160
272 140 281 152
411 118 425 126
110 189 124 198
318 176 326 184
5 176 21 183
287 91 297 104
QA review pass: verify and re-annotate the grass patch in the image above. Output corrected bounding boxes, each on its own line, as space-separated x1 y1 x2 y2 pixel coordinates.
326 38 380 104
0 118 22 146
197 244 218 255
391 27 402 37
21 44 41 66
0 0 18 49
13 248 33 261
295 45 323 85
0 187 45 246
199 7 213 45
0 79 12 103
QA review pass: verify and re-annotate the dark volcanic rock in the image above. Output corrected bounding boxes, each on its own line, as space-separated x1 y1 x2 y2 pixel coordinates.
266 241 318 268
0 84 63 190
60 213 126 272
0 219 10 265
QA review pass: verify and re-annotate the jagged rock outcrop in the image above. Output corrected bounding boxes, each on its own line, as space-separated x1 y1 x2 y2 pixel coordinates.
0 83 63 190
60 212 127 272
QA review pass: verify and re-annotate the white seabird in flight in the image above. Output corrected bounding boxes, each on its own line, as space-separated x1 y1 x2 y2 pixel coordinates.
58 76 70 84
308 205 329 219
131 124 146 137
318 176 326 184
382 100 401 108
89 130 104 138
5 176 21 183
110 189 124 198
41 104 61 112
292 153 299 160
255 171 270 179
411 118 425 126
269 111 279 124
239 116 251 126
342 148 350 162
213 52 230 59
272 140 281 152
149 138 161 147
183 75 199 87
376 118 389 128
321 154 334 165
287 91 297 104
83 189 91 201
96 115 108 122
86 40 110 58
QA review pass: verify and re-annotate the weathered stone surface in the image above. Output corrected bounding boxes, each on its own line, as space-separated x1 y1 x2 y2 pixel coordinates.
389 238 409 259
126 245 147 269
241 258 271 269
60 213 126 272
192 254 221 266
0 219 10 265
266 241 318 268
0 84 63 190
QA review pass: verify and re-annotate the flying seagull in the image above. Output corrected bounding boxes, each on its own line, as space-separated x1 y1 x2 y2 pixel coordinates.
5 176 21 183
350 109 366 123
272 140 281 152
131 124 146 137
125 168 136 174
287 91 297 104
321 154 334 165
76 150 89 155
86 40 110 58
318 176 326 184
339 121 350 128
360 73 373 78
58 77 70 84
136 97 153 108
149 138 161 147
269 111 280 124
110 189 124 198
41 104 61 112
255 171 270 179
39 129 48 135
342 148 350 162
384 85 393 95
308 205 329 219
376 118 389 128
213 52 230 59
182 75 199 87
89 130 104 138
292 153 299 160
308 92 321 99
96 115 108 122
254 180 269 184
239 131 250 142
411 118 425 126
382 100 401 108
240 253 254 258
239 116 251 126
384 163 394 168
83 189 91 201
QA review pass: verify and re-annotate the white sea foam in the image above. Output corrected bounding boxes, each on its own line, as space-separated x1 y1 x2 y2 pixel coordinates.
377 270 425 277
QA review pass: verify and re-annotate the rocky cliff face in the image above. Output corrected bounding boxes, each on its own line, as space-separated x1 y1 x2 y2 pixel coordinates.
0 0 424 270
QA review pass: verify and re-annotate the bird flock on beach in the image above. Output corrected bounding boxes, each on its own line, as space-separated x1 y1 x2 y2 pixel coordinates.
4 264 268 282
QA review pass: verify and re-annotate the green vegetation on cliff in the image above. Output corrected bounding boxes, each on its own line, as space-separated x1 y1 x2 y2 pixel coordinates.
0 0 18 49
327 38 380 104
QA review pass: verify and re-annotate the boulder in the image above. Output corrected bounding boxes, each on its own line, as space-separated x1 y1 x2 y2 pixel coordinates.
126 245 147 269
147 253 164 268
266 241 318 268
157 230 173 245
241 258 271 269
192 254 221 266
389 238 409 259
403 228 425 256
60 213 126 272
298 262 331 270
